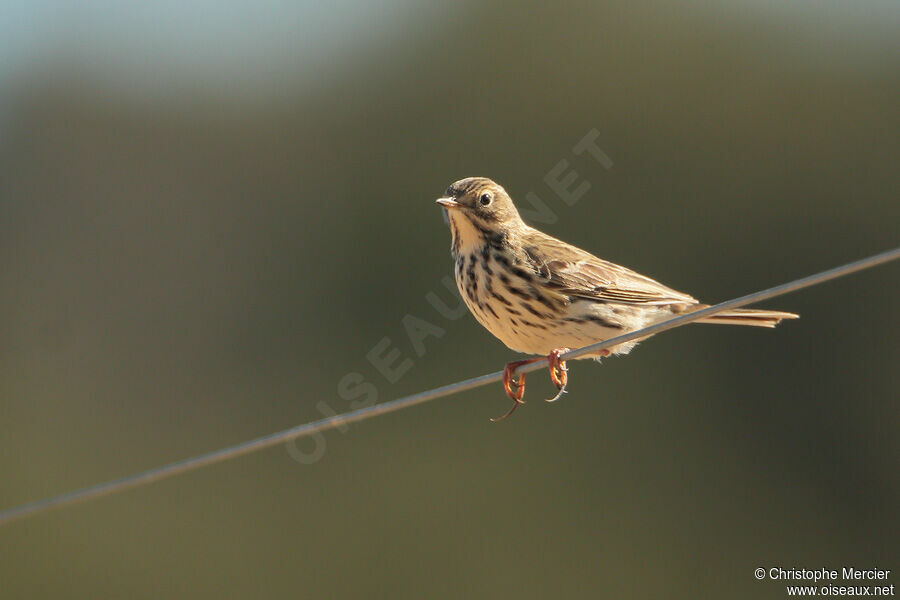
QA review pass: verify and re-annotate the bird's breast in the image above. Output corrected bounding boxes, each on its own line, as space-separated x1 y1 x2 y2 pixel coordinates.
454 243 574 354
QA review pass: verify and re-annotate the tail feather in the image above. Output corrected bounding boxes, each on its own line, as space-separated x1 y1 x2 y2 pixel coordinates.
696 308 799 328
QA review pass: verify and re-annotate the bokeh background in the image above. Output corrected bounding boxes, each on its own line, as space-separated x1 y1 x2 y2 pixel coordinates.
1 1 898 598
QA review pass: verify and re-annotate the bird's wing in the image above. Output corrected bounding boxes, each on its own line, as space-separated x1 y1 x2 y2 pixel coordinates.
522 231 699 306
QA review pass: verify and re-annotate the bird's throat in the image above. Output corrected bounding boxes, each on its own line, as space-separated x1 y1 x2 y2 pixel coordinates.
448 212 488 257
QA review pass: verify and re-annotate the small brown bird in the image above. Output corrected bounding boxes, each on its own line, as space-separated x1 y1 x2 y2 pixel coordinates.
436 177 798 420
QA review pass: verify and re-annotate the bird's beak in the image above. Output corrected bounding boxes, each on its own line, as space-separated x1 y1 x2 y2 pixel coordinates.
435 197 461 209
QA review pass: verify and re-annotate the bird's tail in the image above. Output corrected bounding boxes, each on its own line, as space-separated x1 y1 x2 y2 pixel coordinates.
695 308 799 328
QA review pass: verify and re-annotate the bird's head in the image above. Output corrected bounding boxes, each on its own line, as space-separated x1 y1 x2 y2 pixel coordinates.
436 177 523 254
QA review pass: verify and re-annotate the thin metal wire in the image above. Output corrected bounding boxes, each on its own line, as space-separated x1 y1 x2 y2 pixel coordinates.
1 247 898 527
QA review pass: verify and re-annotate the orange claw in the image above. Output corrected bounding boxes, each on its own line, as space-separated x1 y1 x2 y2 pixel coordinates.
490 401 521 423
494 348 614 417
547 348 569 390
493 358 541 422
502 361 527 402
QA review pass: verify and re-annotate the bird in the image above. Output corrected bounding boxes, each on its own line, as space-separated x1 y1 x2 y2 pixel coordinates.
435 176 798 421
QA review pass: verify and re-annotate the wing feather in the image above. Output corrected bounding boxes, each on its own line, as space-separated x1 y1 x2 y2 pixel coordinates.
522 230 698 306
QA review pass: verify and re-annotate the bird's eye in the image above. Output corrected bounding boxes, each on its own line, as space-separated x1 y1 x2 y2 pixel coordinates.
479 192 493 206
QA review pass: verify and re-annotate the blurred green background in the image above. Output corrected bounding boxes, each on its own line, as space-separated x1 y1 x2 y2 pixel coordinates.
1 1 898 598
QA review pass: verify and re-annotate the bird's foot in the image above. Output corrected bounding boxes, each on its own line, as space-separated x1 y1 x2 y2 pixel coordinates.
492 358 542 422
493 349 577 419
545 348 570 402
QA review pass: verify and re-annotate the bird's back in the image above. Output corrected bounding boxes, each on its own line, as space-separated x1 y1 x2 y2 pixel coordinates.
518 226 700 307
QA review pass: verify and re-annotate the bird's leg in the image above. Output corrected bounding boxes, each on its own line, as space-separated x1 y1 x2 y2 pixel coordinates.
544 348 610 402
501 358 541 401
545 348 570 402
547 348 569 388
492 358 543 422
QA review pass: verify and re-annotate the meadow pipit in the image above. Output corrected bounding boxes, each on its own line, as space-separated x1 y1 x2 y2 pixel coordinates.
436 177 798 420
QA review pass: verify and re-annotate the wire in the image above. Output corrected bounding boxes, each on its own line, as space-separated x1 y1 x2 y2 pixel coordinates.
1 247 898 527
